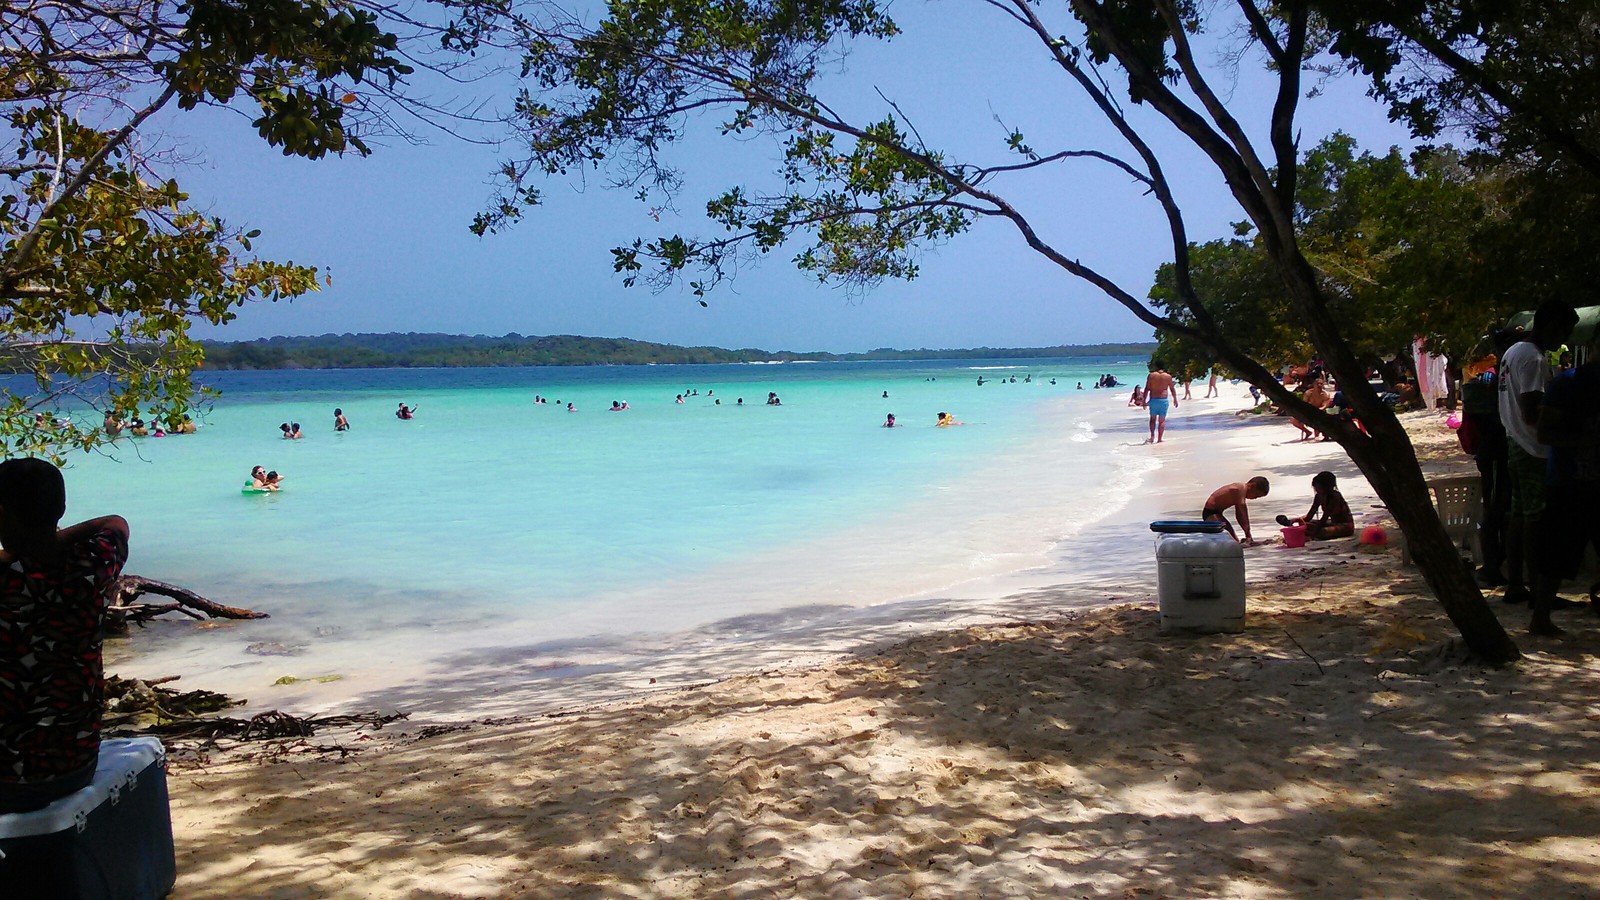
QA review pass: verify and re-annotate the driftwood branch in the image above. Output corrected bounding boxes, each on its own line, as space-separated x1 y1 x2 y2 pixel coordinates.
109 574 269 625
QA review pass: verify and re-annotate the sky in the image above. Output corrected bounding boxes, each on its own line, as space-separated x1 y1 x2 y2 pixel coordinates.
163 3 1419 354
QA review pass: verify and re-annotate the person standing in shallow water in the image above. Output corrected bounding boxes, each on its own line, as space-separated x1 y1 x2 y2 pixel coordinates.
0 459 130 813
1144 359 1178 443
334 408 350 432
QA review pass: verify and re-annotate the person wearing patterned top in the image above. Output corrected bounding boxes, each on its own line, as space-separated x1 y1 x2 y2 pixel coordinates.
0 458 129 813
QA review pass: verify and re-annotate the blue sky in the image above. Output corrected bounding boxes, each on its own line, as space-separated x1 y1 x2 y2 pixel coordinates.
168 5 1417 353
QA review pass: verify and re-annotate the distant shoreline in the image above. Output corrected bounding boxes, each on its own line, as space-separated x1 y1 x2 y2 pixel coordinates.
197 332 1156 370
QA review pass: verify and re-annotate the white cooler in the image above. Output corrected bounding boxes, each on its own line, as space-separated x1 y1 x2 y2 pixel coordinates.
1155 530 1246 633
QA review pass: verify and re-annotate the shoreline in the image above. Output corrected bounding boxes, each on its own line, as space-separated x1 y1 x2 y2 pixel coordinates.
109 386 1187 721
160 398 1600 897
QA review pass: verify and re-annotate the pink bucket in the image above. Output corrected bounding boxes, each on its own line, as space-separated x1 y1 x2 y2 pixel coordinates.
1281 524 1308 548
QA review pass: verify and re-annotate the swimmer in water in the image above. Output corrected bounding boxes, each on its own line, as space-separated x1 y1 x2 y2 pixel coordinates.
884 413 897 427
567 402 576 412
334 408 349 431
289 422 303 439
395 403 414 420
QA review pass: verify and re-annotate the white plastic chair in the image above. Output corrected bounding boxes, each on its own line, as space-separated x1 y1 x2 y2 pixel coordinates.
1402 475 1483 564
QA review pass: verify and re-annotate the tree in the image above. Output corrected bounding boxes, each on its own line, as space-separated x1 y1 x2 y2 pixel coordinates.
490 0 1527 660
1312 0 1600 179
1153 133 1534 373
0 0 419 458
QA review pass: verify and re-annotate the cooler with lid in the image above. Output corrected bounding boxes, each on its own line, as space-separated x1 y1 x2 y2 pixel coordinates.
1151 521 1246 633
0 737 176 899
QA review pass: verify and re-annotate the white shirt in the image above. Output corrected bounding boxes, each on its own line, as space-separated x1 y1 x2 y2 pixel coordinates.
1498 340 1552 457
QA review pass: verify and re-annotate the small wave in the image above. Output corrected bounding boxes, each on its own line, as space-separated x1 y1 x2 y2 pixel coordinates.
1071 420 1097 442
968 365 1027 370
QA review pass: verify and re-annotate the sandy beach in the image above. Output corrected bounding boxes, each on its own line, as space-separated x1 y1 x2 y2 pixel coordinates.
156 394 1600 897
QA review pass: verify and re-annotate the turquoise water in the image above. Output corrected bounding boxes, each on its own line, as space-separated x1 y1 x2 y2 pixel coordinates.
59 358 1152 700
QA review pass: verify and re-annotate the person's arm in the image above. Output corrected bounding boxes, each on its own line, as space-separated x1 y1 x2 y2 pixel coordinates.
1235 501 1253 543
1305 494 1324 524
57 515 129 545
1518 390 1545 428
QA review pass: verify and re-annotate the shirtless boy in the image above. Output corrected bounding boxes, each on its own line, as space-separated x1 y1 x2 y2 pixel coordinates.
1203 476 1270 545
1145 360 1178 443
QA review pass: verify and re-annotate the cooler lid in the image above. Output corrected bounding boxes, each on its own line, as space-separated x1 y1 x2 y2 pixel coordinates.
1155 531 1244 559
1149 520 1226 534
0 738 165 839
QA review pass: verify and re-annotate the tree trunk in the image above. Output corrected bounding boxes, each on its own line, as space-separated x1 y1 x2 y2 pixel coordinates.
1340 406 1521 663
1260 253 1522 663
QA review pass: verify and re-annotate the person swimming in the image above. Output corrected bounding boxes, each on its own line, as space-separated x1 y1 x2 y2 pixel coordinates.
289 422 303 439
396 403 414 420
280 422 293 439
884 413 897 427
334 409 349 431
247 466 276 491
567 402 576 412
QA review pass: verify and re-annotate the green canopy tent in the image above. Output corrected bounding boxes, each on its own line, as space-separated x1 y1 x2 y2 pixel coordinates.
1505 304 1600 363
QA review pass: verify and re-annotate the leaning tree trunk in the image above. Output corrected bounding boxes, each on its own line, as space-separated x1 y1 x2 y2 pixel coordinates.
1265 257 1522 664
1340 403 1520 662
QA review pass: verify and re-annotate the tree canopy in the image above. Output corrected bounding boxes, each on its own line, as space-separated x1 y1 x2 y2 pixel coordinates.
0 0 418 458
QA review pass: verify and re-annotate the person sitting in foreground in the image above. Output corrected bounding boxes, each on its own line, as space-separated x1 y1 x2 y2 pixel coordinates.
0 459 129 813
1275 471 1354 540
1202 476 1271 546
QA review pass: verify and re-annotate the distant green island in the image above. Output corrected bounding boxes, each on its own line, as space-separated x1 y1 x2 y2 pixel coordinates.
199 333 1156 370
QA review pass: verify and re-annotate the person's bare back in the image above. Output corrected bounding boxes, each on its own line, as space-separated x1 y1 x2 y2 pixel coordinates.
1145 370 1175 400
1202 476 1270 545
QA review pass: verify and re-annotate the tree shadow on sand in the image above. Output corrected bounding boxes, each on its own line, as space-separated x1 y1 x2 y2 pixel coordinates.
168 560 1600 898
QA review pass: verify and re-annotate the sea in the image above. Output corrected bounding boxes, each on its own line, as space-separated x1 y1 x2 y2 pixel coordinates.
60 357 1156 710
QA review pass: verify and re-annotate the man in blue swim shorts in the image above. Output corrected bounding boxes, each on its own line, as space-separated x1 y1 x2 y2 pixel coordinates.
1144 359 1178 443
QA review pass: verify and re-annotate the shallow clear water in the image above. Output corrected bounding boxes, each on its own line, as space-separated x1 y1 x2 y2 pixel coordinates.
57 358 1152 697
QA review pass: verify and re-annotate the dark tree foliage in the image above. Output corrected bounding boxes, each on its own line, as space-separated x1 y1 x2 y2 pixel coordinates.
1312 0 1600 177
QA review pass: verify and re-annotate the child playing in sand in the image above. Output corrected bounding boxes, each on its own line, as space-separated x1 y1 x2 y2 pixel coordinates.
1202 477 1270 546
1275 471 1354 541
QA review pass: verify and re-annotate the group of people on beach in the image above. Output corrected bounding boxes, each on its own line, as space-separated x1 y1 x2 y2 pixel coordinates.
1459 301 1596 635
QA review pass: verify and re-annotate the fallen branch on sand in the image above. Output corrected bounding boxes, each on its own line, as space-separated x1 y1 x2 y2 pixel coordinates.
109 575 269 626
147 709 408 742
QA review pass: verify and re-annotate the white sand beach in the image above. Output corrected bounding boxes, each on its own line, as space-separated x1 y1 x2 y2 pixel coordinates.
157 394 1600 897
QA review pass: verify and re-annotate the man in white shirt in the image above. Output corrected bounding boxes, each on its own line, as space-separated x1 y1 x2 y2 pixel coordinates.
1498 300 1578 635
